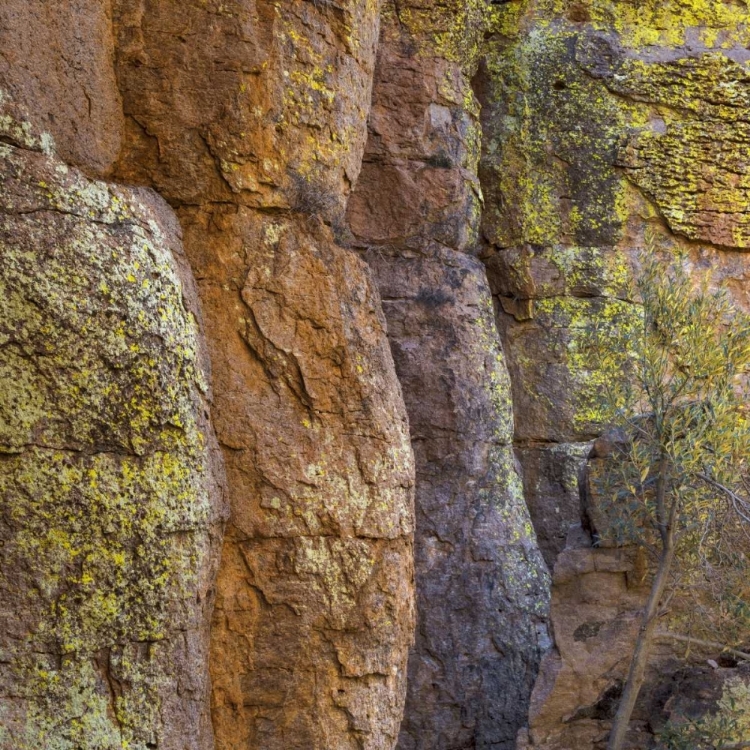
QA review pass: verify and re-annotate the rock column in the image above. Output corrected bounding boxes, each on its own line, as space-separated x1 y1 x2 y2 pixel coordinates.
347 3 551 748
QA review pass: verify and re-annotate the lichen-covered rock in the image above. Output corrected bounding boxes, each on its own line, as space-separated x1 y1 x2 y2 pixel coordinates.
478 0 750 743
0 100 225 749
347 3 551 747
478 0 750 571
112 3 417 748
0 0 123 175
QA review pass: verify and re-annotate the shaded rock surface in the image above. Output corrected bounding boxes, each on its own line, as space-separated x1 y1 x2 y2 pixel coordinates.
0 98 226 749
522 526 750 750
348 3 551 747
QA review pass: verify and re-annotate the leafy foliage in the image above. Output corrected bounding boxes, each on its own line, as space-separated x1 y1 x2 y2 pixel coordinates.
592 252 750 648
587 249 750 750
657 678 750 750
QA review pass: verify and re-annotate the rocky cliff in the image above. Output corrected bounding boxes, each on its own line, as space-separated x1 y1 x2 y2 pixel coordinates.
0 1 748 749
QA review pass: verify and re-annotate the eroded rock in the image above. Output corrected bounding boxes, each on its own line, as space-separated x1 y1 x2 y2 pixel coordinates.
112 2 417 747
0 100 226 750
479 2 750 743
185 208 415 750
0 0 123 175
348 3 551 747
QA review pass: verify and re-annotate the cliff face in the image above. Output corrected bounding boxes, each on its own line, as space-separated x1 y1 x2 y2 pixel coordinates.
109 4 415 748
477 1 750 747
1 1 749 750
347 4 550 748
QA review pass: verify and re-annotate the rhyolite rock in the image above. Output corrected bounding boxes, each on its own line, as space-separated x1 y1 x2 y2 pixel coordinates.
112 2 417 748
186 207 415 750
0 1 123 176
0 98 226 750
479 0 750 745
348 3 551 748
3 0 750 748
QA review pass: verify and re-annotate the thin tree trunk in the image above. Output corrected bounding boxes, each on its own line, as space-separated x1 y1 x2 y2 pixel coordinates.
608 457 674 750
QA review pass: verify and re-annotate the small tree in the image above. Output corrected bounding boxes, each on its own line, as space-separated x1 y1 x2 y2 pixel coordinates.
588 253 750 750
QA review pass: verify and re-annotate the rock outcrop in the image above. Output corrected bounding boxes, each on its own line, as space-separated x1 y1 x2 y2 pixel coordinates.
3 0 749 748
112 2 416 748
477 1 750 744
348 3 551 748
0 97 226 749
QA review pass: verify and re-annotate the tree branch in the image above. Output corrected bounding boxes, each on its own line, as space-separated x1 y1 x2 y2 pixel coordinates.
697 473 750 525
654 630 750 661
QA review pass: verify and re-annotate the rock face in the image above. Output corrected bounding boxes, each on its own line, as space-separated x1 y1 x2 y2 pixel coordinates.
478 1 750 570
4 1 750 748
111 2 417 748
0 98 225 749
477 0 750 744
0 1 123 175
348 3 551 748
189 209 415 750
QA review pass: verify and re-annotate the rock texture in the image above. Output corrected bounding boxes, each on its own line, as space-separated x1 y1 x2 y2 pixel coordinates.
0 97 225 749
189 210 415 750
4 0 750 748
477 1 750 744
0 1 123 176
348 3 551 748
112 2 417 748
112 0 379 218
478 0 750 569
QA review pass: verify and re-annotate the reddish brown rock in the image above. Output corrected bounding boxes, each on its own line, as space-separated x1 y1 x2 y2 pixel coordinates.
112 2 417 748
0 0 123 175
185 208 415 750
348 3 551 747
112 0 380 217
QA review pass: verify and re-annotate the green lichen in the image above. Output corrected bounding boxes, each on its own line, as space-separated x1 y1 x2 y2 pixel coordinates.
611 53 750 248
0 128 217 748
386 0 492 70
482 25 638 249
583 0 750 49
479 1 750 448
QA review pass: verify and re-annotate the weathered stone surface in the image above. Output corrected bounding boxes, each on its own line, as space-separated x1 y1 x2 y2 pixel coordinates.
479 1 750 742
184 208 415 750
0 100 225 749
518 443 590 567
477 0 750 577
113 0 380 218
348 3 551 747
360 246 550 750
523 529 750 750
0 1 123 175
478 17 639 574
112 2 416 748
522 537 669 750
